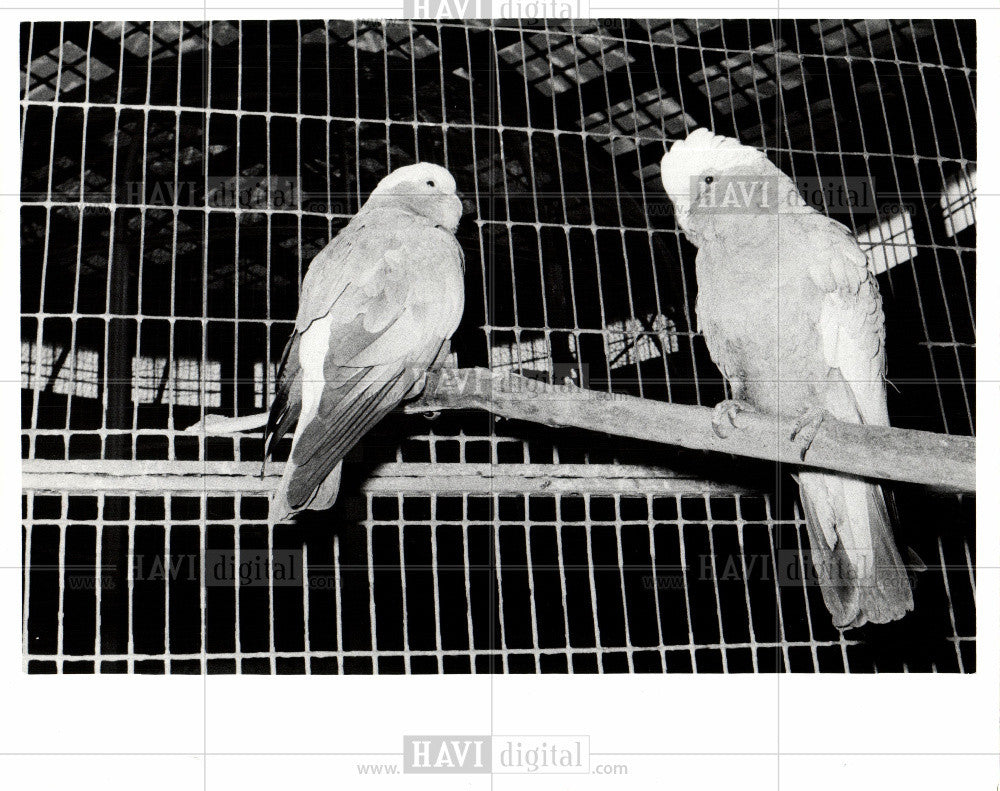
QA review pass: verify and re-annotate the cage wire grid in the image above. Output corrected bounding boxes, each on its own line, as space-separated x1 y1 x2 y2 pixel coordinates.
20 19 976 674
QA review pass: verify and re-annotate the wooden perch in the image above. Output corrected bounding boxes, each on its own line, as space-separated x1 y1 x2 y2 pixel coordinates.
408 368 975 492
184 367 975 492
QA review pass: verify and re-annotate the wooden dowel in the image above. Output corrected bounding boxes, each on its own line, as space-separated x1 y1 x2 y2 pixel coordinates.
181 367 975 492
405 368 975 492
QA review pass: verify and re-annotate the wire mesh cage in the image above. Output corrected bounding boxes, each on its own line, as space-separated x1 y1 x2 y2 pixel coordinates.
21 19 976 674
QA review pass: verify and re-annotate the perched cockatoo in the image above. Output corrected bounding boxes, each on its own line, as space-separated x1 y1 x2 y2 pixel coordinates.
660 128 913 629
264 163 465 525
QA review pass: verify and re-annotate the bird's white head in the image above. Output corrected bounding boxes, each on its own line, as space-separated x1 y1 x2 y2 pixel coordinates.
659 128 772 233
368 162 464 233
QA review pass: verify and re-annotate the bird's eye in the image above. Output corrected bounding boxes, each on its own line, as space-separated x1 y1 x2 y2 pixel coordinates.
704 175 714 184
426 179 436 187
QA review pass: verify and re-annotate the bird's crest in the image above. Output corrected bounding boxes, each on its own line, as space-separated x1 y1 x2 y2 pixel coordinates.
662 128 768 176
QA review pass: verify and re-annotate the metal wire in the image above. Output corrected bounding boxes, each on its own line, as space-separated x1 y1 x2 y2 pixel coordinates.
20 19 977 673
21 488 975 673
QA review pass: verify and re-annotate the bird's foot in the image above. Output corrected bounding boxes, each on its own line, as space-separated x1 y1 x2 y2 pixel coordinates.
711 399 753 439
790 407 828 461
552 364 584 389
413 373 441 420
406 372 429 399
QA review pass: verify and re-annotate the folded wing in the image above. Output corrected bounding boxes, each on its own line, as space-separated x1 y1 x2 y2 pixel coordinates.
265 214 464 521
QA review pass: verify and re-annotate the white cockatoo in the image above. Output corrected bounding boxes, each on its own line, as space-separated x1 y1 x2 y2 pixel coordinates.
660 128 913 628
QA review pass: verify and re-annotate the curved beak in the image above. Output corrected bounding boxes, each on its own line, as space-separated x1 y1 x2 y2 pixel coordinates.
450 194 465 227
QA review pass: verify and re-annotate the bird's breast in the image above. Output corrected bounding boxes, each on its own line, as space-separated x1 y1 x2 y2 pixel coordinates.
695 242 828 413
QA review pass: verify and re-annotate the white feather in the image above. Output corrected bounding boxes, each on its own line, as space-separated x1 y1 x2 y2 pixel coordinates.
659 129 769 229
295 312 335 446
369 162 457 196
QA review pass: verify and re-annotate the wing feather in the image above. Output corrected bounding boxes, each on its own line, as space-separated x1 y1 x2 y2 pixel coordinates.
285 366 416 510
808 218 889 427
269 209 465 515
263 332 301 460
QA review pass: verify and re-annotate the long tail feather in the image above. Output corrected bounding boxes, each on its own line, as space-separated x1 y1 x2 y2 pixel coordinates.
269 462 343 528
796 471 913 629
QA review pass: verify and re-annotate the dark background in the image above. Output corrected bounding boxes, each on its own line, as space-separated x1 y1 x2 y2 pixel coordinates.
21 19 976 673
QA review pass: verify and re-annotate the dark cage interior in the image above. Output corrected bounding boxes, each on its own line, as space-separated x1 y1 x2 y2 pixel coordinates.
21 20 975 674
